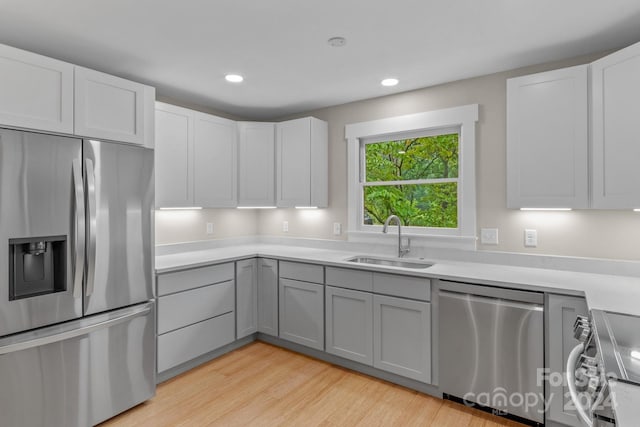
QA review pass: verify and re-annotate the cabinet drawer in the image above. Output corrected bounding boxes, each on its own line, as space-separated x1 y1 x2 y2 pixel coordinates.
158 280 234 334
157 263 234 296
325 267 373 292
157 312 235 373
373 273 431 301
279 261 323 284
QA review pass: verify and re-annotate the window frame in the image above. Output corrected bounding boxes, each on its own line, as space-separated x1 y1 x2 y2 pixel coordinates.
345 104 478 249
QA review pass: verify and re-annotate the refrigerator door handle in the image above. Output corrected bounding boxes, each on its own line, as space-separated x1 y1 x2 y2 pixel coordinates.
85 158 97 297
0 303 152 355
72 159 85 299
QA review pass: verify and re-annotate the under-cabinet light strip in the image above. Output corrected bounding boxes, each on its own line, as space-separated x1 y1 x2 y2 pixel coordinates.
158 207 203 210
237 206 277 209
520 208 572 211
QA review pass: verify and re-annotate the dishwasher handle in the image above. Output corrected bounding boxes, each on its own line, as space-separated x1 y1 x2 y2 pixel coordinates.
440 290 544 311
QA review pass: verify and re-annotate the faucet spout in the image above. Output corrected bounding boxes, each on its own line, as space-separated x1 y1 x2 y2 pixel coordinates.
382 215 410 258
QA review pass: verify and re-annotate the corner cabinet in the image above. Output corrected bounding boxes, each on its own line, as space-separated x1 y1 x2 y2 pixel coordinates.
0 44 74 134
257 258 279 336
237 122 276 207
506 65 588 209
236 259 258 339
591 41 640 209
74 66 155 147
276 117 328 208
154 102 237 208
545 294 588 427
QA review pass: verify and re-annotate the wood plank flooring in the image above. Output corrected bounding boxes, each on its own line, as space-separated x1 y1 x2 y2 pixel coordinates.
100 342 526 427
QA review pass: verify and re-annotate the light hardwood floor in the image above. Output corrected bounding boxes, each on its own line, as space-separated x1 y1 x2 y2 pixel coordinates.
101 342 526 427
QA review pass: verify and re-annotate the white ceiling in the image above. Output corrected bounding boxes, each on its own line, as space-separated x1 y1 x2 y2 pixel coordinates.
1 0 640 120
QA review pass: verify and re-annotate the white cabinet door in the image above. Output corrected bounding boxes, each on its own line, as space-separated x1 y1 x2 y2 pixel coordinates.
591 41 640 209
506 65 588 209
546 294 588 427
237 121 275 207
279 278 324 350
236 258 258 339
257 258 278 336
276 117 328 208
74 66 151 145
325 286 373 365
373 294 431 383
193 112 237 207
155 102 194 207
0 44 74 134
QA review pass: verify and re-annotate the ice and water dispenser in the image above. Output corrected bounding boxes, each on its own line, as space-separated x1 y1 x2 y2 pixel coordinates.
8 236 66 300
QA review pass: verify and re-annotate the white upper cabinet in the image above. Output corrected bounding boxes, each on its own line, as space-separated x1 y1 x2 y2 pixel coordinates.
237 121 275 207
507 65 589 209
75 66 154 146
155 102 194 207
276 117 328 208
0 44 74 134
591 41 640 209
193 112 237 207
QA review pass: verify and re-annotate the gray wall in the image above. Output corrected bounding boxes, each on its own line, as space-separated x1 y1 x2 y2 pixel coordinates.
157 51 640 262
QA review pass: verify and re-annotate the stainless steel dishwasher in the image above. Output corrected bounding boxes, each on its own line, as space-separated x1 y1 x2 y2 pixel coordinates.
438 280 544 426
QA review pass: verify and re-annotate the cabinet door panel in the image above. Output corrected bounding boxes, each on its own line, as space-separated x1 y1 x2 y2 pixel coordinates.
325 286 373 365
74 66 146 145
193 112 237 207
592 41 640 208
279 278 324 350
373 294 430 383
258 258 278 336
154 103 194 207
0 44 74 134
507 65 588 208
276 118 311 207
238 122 275 206
546 294 588 426
236 259 258 339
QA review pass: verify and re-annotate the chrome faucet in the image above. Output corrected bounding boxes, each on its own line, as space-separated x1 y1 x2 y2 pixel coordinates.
382 215 410 258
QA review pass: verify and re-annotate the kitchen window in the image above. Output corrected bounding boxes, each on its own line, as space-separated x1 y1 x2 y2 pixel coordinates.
345 105 478 248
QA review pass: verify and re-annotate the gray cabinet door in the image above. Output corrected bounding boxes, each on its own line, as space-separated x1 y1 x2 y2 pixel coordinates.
236 258 258 339
279 278 324 350
325 286 373 365
373 294 431 383
546 294 588 427
258 258 278 336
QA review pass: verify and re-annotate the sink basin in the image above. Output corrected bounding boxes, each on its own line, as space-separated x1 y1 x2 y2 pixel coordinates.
345 256 433 269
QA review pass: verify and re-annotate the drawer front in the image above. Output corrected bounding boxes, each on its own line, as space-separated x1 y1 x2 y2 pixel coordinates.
373 273 431 301
157 312 235 373
325 267 373 292
158 280 234 334
279 261 324 284
157 263 234 296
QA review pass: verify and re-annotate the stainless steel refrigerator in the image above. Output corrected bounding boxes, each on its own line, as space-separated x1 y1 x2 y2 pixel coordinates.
0 129 155 426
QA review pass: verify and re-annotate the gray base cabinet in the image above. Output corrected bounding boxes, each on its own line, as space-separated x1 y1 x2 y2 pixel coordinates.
325 286 373 365
279 278 324 350
546 294 588 427
236 258 258 339
373 294 431 383
257 258 278 336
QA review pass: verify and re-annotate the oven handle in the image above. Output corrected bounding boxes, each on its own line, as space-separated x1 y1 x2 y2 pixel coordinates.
566 342 593 427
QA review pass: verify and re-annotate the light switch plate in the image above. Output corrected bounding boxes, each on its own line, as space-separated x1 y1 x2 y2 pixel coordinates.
206 223 214 234
524 229 537 247
282 221 289 232
333 222 342 235
480 228 498 245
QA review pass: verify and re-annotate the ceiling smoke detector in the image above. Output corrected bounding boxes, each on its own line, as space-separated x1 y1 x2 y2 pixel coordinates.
327 37 347 47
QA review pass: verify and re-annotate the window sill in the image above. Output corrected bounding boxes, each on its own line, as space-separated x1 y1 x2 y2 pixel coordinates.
347 231 477 251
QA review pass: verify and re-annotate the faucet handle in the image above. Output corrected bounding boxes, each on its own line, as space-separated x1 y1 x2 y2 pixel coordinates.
400 238 411 257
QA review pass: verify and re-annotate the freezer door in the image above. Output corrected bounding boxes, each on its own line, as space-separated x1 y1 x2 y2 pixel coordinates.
0 301 155 427
83 140 154 315
0 129 83 336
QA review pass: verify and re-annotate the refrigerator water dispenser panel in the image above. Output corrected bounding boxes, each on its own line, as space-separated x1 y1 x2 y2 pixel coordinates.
8 236 66 300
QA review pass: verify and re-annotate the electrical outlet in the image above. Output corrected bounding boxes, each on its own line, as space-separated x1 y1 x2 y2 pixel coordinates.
206 223 214 234
333 222 342 235
282 221 289 232
524 229 537 247
480 228 498 245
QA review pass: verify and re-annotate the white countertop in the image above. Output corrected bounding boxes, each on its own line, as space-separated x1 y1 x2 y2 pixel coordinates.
155 243 640 316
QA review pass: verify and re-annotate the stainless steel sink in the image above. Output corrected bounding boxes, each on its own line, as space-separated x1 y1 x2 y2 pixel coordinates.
345 256 433 269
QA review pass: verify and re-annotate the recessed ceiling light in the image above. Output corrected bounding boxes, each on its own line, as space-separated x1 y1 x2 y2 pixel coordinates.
327 37 346 47
381 78 399 87
225 74 244 83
